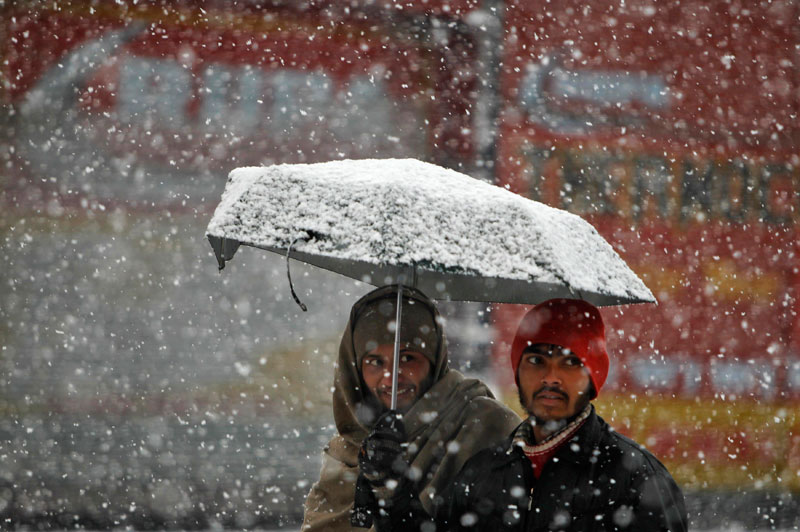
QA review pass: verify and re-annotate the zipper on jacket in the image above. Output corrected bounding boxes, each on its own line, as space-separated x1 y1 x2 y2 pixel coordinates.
517 447 536 531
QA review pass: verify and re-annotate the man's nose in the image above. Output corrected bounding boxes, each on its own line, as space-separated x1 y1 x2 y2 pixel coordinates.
542 364 562 385
380 362 403 383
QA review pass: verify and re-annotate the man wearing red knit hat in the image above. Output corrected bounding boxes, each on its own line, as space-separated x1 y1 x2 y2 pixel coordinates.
369 298 688 532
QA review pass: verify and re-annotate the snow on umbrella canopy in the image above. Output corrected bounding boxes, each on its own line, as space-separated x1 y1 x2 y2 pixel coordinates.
206 158 654 307
206 158 655 409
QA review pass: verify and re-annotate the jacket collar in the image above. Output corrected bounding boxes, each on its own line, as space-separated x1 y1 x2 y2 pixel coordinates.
504 405 602 465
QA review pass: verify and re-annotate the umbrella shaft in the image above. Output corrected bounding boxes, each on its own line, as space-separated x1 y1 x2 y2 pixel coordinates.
390 284 403 411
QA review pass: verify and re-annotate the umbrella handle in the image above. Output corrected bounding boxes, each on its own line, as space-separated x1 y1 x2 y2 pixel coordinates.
390 283 403 411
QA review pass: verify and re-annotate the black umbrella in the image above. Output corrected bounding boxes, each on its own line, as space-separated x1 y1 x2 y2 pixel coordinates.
207 158 654 407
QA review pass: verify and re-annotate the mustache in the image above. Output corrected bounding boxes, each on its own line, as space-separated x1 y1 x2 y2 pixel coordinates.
532 386 568 400
377 384 416 394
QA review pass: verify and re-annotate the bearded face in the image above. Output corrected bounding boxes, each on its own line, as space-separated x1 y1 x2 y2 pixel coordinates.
517 344 592 424
360 344 433 414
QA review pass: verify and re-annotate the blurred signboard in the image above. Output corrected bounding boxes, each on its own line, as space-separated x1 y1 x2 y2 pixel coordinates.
493 0 799 491
3 3 446 206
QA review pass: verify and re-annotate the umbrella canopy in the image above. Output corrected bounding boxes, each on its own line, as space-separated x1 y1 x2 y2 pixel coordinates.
206 158 654 307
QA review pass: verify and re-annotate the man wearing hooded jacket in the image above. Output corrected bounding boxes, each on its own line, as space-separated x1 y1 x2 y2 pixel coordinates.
369 298 688 532
301 285 521 532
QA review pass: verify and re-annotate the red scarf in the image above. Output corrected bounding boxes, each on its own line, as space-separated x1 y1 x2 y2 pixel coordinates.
511 406 591 478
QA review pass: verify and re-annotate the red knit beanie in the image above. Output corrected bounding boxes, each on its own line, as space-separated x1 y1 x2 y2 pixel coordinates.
510 299 609 399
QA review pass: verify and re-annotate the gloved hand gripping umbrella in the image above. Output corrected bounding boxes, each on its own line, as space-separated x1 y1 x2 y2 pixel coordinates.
206 158 655 410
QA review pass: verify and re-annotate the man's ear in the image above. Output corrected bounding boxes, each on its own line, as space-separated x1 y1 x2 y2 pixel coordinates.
587 379 597 400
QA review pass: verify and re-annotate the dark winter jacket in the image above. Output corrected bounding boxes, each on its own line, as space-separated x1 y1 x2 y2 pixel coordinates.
377 407 688 532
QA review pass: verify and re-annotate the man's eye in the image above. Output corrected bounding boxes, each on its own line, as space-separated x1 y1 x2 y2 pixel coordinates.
565 357 582 366
365 358 381 366
526 356 542 365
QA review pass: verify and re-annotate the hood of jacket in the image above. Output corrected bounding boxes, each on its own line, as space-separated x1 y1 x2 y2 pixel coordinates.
332 284 449 444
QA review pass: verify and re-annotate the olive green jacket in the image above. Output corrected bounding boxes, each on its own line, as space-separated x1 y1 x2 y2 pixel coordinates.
301 286 520 532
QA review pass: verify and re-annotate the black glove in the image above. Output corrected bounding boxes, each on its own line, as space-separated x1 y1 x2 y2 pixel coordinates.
358 410 409 484
351 411 409 529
